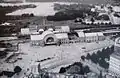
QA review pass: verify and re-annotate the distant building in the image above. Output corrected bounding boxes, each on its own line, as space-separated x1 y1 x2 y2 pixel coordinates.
3 0 24 2
113 6 120 13
20 28 30 35
30 30 105 46
85 32 105 42
55 33 69 44
109 37 120 76
29 24 105 46
55 26 70 33
76 31 85 42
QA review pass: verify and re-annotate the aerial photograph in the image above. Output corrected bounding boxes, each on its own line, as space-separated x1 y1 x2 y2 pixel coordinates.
0 0 120 78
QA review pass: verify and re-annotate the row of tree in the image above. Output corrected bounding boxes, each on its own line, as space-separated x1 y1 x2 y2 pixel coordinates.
81 45 114 69
47 7 98 21
59 62 90 75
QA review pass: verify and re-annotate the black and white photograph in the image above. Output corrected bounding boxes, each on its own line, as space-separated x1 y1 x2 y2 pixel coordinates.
0 0 120 78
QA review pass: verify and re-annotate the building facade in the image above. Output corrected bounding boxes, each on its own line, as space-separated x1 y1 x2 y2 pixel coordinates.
30 30 105 46
109 37 120 76
29 24 105 46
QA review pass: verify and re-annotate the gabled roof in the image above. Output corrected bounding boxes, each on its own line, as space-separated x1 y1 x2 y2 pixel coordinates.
30 30 54 41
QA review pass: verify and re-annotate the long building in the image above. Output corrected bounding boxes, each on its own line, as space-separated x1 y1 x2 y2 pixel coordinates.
29 26 105 46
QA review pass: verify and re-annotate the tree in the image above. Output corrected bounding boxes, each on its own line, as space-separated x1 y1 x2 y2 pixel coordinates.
91 53 98 64
30 13 34 17
44 72 49 78
98 70 103 78
14 66 22 75
81 55 85 61
73 62 83 68
91 17 95 23
98 58 109 69
84 66 90 74
59 67 66 73
86 53 91 60
96 50 101 58
110 45 114 54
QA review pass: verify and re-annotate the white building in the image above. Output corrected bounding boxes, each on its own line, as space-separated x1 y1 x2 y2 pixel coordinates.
30 27 105 46
97 32 105 41
84 32 105 42
76 31 85 42
109 38 120 76
21 28 30 35
85 33 98 42
30 30 69 46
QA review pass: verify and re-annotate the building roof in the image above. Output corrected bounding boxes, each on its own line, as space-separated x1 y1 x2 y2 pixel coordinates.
85 33 97 37
31 31 39 35
38 29 44 32
0 37 18 41
30 34 43 40
61 26 70 32
30 30 54 41
97 32 104 36
48 28 53 31
55 33 68 39
77 32 85 37
42 30 53 37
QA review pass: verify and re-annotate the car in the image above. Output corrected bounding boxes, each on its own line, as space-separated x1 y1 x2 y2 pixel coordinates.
82 47 86 49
